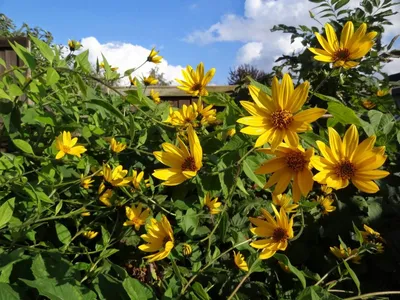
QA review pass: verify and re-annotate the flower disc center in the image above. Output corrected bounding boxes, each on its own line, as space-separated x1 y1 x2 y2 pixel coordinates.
271 110 293 129
335 160 355 179
273 227 288 242
181 156 197 171
286 151 307 172
334 48 351 61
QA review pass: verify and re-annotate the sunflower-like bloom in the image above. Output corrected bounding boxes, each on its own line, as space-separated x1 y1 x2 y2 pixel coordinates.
99 164 132 193
227 128 236 137
99 62 118 71
255 143 314 202
123 203 151 230
361 224 385 253
311 125 389 193
153 125 202 186
203 193 222 215
272 194 298 214
237 75 326 150
249 205 294 260
80 174 94 189
143 76 158 86
99 189 113 207
321 185 332 195
377 89 389 97
194 98 217 125
55 131 87 159
309 21 377 69
176 62 215 96
82 231 98 240
129 75 137 86
234 251 249 271
330 245 362 264
182 243 192 256
362 100 376 109
147 48 163 63
168 104 198 127
68 39 81 51
150 89 161 104
315 196 336 215
81 208 90 217
132 170 145 189
110 138 127 153
138 215 174 262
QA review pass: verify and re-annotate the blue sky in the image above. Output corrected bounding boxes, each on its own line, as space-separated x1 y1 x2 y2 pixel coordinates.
1 0 399 84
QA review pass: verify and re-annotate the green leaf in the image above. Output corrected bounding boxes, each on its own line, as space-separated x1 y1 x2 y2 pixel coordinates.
297 286 341 300
192 282 210 300
46 67 60 86
12 139 34 154
314 92 342 103
76 50 91 73
334 0 350 10
122 277 154 300
327 102 360 125
243 157 266 189
0 89 11 100
20 278 83 300
248 77 272 96
88 99 126 124
0 283 20 300
9 42 36 70
0 57 5 67
32 254 50 279
30 35 54 63
8 84 23 98
309 0 325 2
274 253 306 288
55 223 71 245
387 34 399 50
0 198 15 229
343 260 361 294
179 208 199 236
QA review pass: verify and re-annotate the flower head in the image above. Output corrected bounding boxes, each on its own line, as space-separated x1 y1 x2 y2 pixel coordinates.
100 164 132 191
153 125 202 186
362 100 376 109
143 76 158 86
361 224 385 253
312 125 389 193
167 104 198 127
80 174 94 189
68 39 81 51
99 189 114 207
203 193 222 215
315 196 336 215
147 48 163 64
194 98 217 125
132 170 145 189
182 243 192 256
237 74 326 150
83 231 98 240
129 75 137 86
110 138 127 153
123 203 151 230
234 251 249 271
255 143 314 202
176 62 215 96
309 21 377 69
321 185 332 195
249 205 294 260
139 215 174 262
150 89 161 104
227 128 236 137
377 89 389 97
55 131 87 159
272 194 298 214
330 245 362 264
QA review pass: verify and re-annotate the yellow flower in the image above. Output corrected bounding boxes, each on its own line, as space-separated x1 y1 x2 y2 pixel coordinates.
272 194 298 214
362 100 376 109
132 170 145 189
330 245 362 264
376 89 389 97
99 189 113 207
361 224 385 253
255 143 314 202
249 205 294 260
203 193 222 215
147 48 163 64
110 138 127 153
168 104 198 127
68 39 81 51
150 89 161 104
176 62 215 96
139 215 174 262
321 185 332 195
153 125 202 186
82 231 98 239
80 174 94 189
123 203 151 230
182 243 192 256
237 75 326 150
111 66 118 71
315 196 336 215
164 107 178 124
99 164 132 192
309 21 377 69
129 75 137 86
99 62 118 71
99 62 105 68
143 76 158 86
233 251 249 272
194 98 217 125
81 208 91 217
311 125 389 193
55 131 87 159
227 128 236 137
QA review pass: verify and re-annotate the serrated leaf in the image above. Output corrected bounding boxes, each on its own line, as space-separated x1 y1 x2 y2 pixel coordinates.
327 102 360 125
55 222 71 245
0 198 15 229
0 283 20 300
76 50 91 73
192 282 210 300
12 139 34 154
46 67 60 86
122 277 154 300
30 35 54 63
243 157 266 188
20 278 83 300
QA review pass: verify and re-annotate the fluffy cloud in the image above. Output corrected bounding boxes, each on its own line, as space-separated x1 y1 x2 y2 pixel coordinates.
80 37 184 86
186 0 400 72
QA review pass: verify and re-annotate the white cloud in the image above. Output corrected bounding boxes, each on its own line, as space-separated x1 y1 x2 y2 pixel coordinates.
383 58 400 75
186 0 400 70
80 37 184 86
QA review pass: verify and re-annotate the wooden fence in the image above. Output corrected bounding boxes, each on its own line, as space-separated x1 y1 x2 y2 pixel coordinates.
0 37 30 73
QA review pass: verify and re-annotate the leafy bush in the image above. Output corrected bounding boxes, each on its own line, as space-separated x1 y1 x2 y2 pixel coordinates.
0 1 400 299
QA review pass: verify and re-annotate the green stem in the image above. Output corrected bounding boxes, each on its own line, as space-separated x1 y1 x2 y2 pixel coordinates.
227 270 253 300
344 291 400 300
290 208 304 242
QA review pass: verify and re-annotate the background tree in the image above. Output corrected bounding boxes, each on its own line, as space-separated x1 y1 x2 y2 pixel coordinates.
149 66 172 86
228 64 273 85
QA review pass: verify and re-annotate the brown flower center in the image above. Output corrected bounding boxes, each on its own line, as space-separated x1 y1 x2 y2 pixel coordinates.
62 145 71 153
273 227 288 242
271 110 293 129
335 160 355 179
333 48 350 61
285 151 307 172
163 235 172 245
181 156 197 171
191 83 203 92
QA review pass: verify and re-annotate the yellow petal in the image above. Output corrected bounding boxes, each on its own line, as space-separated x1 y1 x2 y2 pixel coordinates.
352 179 379 193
